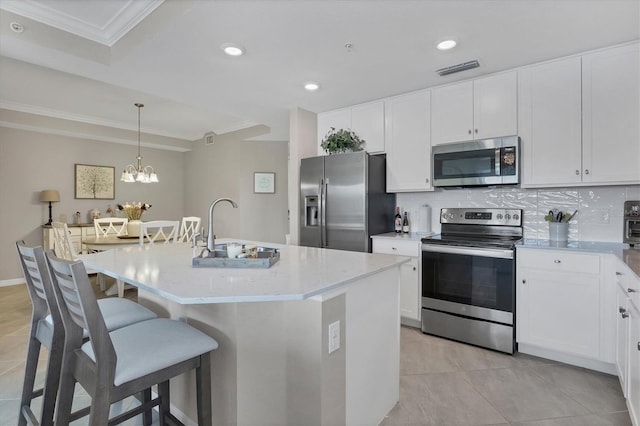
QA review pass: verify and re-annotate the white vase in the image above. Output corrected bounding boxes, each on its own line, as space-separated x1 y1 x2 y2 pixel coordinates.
127 220 142 237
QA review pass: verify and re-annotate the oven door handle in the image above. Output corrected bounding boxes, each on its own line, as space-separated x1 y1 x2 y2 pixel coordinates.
421 244 514 259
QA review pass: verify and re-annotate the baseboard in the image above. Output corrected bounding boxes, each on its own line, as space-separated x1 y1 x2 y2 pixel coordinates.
518 343 617 375
400 317 421 329
0 278 25 287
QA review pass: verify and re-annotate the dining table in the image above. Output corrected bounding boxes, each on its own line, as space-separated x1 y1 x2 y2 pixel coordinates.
79 239 407 426
82 235 154 296
83 235 142 251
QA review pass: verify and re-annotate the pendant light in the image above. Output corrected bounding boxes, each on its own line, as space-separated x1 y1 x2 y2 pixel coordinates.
120 103 158 183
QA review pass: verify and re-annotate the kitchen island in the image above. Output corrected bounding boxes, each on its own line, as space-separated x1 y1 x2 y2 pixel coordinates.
80 240 408 425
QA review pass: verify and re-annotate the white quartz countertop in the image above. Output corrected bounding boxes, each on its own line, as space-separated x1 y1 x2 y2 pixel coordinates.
518 239 640 278
79 240 410 304
371 232 433 242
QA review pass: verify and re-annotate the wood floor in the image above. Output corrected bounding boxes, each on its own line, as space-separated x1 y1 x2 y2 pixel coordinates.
0 282 632 425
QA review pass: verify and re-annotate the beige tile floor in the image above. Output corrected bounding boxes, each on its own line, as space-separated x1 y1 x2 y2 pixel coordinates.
0 283 632 426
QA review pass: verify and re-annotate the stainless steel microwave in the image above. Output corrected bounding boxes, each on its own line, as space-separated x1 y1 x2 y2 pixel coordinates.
432 136 520 188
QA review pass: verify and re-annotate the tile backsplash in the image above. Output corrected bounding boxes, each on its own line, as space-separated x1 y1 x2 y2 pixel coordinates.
397 184 640 242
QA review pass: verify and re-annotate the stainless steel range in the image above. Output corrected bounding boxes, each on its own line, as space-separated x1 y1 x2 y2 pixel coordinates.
421 208 523 354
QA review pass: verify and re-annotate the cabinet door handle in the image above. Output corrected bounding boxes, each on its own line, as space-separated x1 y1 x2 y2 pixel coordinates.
474 129 478 134
425 178 429 183
619 306 627 314
554 259 561 264
392 247 397 251
637 342 640 351
575 170 580 175
628 288 637 293
616 271 623 276
621 312 629 319
522 279 526 284
468 129 472 135
584 169 590 175
413 267 416 271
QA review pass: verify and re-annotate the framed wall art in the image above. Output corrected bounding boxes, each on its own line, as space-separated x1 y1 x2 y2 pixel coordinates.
254 172 275 194
75 164 115 199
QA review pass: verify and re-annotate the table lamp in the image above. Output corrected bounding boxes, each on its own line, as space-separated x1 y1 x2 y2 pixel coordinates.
40 190 60 225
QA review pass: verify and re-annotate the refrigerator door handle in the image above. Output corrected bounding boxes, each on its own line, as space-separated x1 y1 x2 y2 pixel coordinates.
321 178 327 247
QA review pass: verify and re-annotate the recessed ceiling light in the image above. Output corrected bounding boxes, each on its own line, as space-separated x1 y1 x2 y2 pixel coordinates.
436 39 457 51
221 43 244 56
304 82 320 91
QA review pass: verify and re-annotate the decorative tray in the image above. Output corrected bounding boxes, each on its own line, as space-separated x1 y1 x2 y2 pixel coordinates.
192 244 280 269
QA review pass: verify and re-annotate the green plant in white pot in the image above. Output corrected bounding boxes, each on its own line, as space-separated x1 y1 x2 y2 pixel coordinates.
320 127 365 154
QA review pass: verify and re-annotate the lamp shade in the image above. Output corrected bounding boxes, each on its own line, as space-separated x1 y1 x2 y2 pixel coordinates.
40 190 60 203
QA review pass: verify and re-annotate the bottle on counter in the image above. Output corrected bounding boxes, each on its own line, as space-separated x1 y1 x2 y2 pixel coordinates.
402 212 409 233
394 207 402 233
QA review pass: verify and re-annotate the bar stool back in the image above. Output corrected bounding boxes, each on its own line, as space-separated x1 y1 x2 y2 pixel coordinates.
16 241 158 426
46 251 218 426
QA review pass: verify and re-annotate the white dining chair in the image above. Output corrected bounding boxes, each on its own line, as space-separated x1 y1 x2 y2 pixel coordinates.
179 216 201 243
45 251 218 426
94 218 128 237
92 218 129 292
139 220 180 245
16 241 157 426
51 221 77 261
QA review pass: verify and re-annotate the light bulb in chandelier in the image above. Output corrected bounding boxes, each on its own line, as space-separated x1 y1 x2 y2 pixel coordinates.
121 103 159 183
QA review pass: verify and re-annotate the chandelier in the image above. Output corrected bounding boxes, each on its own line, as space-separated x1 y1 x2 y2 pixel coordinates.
120 103 158 183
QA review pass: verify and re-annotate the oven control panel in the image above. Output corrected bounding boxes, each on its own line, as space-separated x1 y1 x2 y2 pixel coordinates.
441 208 522 226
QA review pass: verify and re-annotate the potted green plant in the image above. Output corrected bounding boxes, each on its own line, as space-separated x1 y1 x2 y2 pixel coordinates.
320 127 365 154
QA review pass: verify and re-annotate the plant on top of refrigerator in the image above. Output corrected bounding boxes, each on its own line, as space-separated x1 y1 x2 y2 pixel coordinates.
320 127 365 154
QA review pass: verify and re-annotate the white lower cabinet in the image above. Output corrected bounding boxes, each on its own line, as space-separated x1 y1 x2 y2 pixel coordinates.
628 301 639 426
614 266 640 426
372 238 421 324
516 248 618 374
518 248 639 424
517 249 602 359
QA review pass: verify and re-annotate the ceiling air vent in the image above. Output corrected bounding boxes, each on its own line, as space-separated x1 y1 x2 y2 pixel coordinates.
436 60 480 76
204 131 216 146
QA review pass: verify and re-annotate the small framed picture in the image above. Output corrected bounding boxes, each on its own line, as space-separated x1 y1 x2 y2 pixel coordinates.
75 164 115 199
254 172 275 194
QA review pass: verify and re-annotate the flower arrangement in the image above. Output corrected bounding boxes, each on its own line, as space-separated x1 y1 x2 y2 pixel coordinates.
320 127 365 154
117 202 151 220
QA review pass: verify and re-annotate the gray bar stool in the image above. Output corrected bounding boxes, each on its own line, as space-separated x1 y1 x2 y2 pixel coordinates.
15 241 158 426
45 250 218 426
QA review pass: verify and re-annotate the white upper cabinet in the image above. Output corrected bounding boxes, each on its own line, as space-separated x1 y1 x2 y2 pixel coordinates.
385 90 432 192
582 43 640 185
520 43 640 187
351 101 385 154
519 57 583 186
431 71 517 145
431 81 474 144
317 108 350 156
316 100 385 155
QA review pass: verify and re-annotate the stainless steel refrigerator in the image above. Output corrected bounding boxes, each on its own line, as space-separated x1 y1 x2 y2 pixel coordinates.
299 151 396 252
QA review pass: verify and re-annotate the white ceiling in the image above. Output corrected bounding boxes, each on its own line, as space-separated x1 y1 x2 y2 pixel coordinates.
0 0 638 146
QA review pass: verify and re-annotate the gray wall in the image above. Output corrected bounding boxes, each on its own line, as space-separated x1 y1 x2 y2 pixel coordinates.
0 126 185 280
183 128 289 246
1 123 289 282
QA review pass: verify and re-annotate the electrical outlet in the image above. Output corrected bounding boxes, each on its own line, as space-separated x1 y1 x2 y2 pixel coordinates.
328 320 340 354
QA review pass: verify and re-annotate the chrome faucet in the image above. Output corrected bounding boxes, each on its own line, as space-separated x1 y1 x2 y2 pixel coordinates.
207 198 238 252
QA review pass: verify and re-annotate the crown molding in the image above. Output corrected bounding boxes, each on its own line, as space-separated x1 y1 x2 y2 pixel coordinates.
0 100 198 141
0 121 191 153
0 0 164 46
